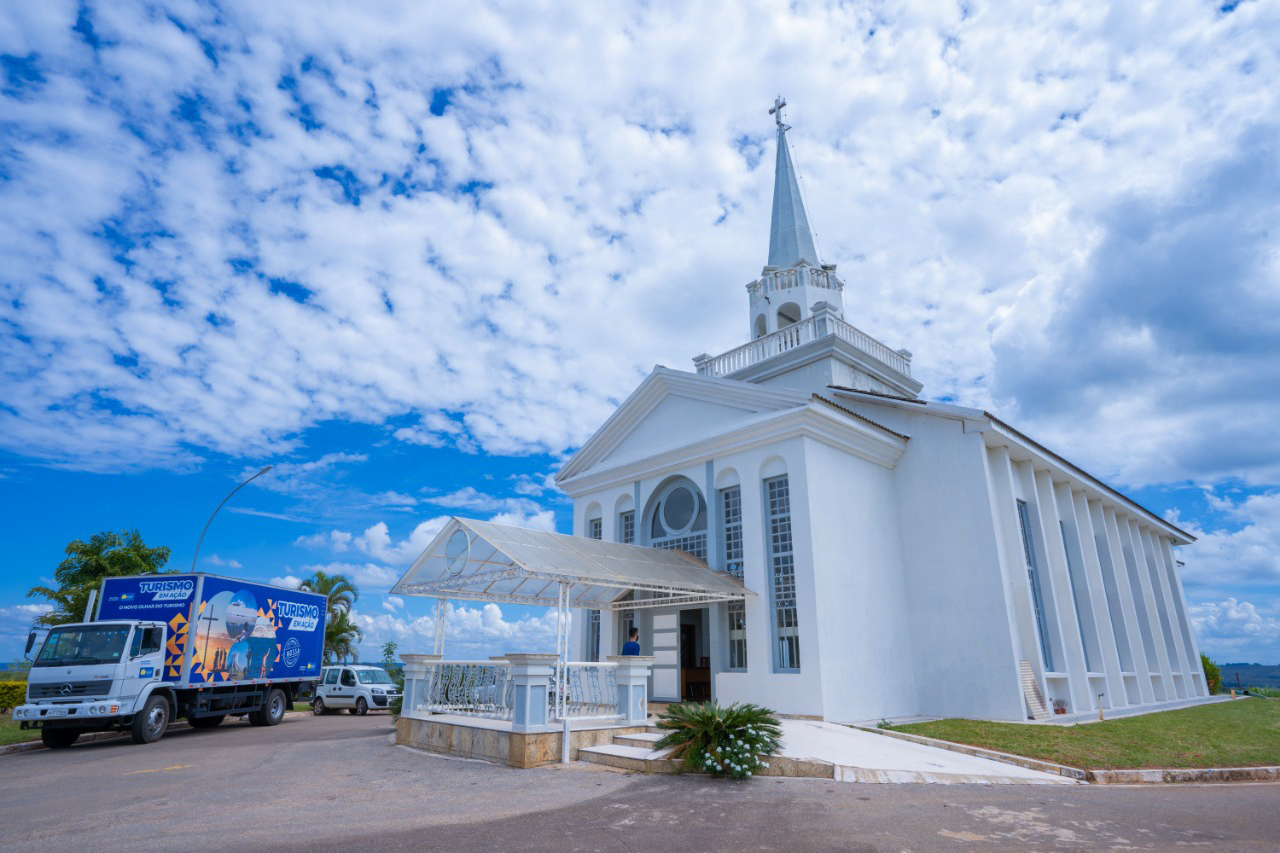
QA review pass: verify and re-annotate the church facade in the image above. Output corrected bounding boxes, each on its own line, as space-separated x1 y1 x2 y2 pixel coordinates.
557 105 1208 723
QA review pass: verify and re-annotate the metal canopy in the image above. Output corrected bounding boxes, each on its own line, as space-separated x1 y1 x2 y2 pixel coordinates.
390 517 753 611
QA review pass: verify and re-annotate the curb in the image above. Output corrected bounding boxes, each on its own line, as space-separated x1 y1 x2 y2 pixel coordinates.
1 710 312 756
850 725 1088 781
1086 766 1280 784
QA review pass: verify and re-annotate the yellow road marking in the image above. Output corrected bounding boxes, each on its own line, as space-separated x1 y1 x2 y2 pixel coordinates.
124 763 191 775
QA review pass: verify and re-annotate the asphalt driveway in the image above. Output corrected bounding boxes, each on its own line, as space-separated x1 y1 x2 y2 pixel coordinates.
1 713 1276 851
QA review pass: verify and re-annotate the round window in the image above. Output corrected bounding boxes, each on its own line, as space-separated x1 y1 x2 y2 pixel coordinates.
662 486 696 532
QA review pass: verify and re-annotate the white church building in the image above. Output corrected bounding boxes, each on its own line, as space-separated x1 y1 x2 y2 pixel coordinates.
396 103 1208 725
554 104 1207 723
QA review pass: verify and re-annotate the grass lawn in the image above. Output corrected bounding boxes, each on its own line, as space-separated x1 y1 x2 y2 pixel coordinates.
893 698 1280 769
1 716 41 746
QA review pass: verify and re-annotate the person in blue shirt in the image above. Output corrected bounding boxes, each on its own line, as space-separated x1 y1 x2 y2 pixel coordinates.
621 627 641 656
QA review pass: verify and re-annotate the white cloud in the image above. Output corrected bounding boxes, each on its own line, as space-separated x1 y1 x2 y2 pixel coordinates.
0 603 54 620
1190 598 1280 663
294 530 353 553
1 1 1273 488
350 601 560 661
1176 491 1280 589
382 595 405 612
269 575 303 589
352 518 451 565
204 554 243 569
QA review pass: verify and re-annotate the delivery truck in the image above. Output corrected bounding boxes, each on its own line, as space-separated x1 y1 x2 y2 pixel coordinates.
13 573 327 748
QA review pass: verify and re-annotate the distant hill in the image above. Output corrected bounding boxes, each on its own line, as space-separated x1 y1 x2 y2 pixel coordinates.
1219 663 1280 690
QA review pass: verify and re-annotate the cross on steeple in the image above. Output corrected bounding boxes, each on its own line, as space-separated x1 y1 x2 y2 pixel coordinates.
769 96 790 131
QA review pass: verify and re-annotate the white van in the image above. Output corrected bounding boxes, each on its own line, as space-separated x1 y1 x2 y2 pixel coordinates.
312 664 401 715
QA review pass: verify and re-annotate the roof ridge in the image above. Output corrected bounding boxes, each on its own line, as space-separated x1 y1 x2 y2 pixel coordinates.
810 394 910 441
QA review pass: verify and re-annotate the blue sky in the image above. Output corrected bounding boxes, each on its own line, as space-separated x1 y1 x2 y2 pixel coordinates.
2 1 1278 665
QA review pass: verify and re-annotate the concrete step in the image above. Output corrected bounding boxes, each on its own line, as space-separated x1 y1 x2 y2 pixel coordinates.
578 743 678 773
614 732 665 748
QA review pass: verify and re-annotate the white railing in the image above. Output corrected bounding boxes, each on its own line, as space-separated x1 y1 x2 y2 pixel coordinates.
417 660 515 720
746 265 844 300
696 311 911 379
553 662 621 722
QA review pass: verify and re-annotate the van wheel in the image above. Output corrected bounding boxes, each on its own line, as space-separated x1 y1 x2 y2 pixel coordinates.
188 715 224 729
41 728 79 749
131 695 169 744
312 697 327 716
354 697 368 716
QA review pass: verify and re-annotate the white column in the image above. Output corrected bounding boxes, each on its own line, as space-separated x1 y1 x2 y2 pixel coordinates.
982 446 1038 672
1101 507 1154 703
1158 538 1207 697
399 653 441 718
1122 517 1175 700
1067 489 1126 710
1141 527 1187 698
1033 470 1091 712
608 655 654 724
505 653 557 733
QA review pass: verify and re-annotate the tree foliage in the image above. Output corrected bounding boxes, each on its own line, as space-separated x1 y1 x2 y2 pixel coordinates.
300 570 362 664
655 701 783 780
27 530 172 625
1202 653 1222 695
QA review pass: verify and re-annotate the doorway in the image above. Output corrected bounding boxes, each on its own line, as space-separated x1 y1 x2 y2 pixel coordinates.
679 608 710 701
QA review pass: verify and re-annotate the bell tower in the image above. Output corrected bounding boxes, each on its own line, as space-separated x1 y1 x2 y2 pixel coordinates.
747 97 846 340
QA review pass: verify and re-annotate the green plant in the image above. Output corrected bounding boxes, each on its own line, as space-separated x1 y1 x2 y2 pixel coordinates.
1248 686 1279 698
876 718 894 729
654 701 782 780
0 682 26 713
1201 654 1222 695
28 530 171 625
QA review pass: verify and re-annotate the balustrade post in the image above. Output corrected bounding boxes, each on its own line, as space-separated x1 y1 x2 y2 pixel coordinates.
811 301 837 339
504 653 558 732
693 353 712 376
399 653 442 717
607 655 654 724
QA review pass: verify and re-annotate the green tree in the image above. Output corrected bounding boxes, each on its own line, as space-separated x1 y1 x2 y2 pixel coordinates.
324 609 363 664
27 530 172 625
1201 653 1222 695
300 570 358 616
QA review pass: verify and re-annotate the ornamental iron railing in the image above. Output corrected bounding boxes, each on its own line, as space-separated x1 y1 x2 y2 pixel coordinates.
553 662 621 722
416 660 515 720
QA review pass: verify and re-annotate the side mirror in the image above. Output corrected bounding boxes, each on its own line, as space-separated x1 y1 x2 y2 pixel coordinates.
25 629 36 656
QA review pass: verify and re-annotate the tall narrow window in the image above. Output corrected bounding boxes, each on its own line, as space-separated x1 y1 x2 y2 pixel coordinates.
720 486 747 670
766 476 799 671
1017 500 1055 672
619 510 635 545
586 517 602 660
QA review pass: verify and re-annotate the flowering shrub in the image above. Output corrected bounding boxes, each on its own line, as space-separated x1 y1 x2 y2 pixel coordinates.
654 701 783 780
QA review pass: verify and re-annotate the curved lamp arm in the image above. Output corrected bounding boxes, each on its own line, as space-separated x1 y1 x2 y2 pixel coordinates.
190 465 274 572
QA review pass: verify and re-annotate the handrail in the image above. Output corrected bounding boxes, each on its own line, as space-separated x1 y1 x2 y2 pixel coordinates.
697 312 910 379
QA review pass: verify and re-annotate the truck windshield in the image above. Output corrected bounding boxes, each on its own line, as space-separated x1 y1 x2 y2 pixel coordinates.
34 625 131 667
357 669 394 684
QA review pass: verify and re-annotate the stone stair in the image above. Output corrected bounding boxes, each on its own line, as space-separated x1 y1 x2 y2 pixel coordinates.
577 728 679 772
1019 660 1052 720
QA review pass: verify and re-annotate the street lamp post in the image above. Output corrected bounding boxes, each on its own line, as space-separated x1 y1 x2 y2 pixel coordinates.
190 465 274 572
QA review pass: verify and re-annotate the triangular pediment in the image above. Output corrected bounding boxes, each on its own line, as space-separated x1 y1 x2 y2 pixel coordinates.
557 368 808 483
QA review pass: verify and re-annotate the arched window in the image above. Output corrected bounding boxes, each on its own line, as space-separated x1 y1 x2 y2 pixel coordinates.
646 478 708 560
777 302 801 328
754 313 768 338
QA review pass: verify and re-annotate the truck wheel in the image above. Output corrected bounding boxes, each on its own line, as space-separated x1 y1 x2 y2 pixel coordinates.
312 697 327 715
354 697 368 716
250 688 287 727
41 728 79 749
131 695 170 744
188 715 225 729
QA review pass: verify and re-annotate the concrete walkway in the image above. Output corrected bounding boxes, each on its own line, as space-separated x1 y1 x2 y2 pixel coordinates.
778 720 1078 784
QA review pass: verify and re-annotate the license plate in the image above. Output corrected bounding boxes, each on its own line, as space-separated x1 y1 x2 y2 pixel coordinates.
46 708 68 717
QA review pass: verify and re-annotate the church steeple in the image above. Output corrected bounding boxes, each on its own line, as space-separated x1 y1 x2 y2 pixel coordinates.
767 97 819 268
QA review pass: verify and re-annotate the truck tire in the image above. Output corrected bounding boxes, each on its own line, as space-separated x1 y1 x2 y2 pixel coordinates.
131 695 170 744
188 715 225 729
312 697 327 715
41 728 79 749
250 688 287 727
354 697 368 716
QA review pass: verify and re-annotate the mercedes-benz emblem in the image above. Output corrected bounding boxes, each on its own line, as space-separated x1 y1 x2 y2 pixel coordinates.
60 683 73 696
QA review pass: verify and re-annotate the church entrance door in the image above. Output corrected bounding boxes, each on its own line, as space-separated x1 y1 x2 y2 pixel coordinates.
679 608 711 702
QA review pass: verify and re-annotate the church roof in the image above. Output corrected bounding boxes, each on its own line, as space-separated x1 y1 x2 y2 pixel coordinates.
768 125 820 268
390 517 753 610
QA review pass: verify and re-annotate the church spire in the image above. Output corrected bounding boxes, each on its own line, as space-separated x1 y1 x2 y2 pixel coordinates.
767 97 819 268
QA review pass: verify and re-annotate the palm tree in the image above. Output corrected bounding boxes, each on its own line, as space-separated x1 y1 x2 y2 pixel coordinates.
299 570 358 616
324 610 363 664
300 570 361 664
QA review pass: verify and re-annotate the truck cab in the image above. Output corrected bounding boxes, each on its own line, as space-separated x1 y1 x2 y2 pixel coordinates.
14 621 169 748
